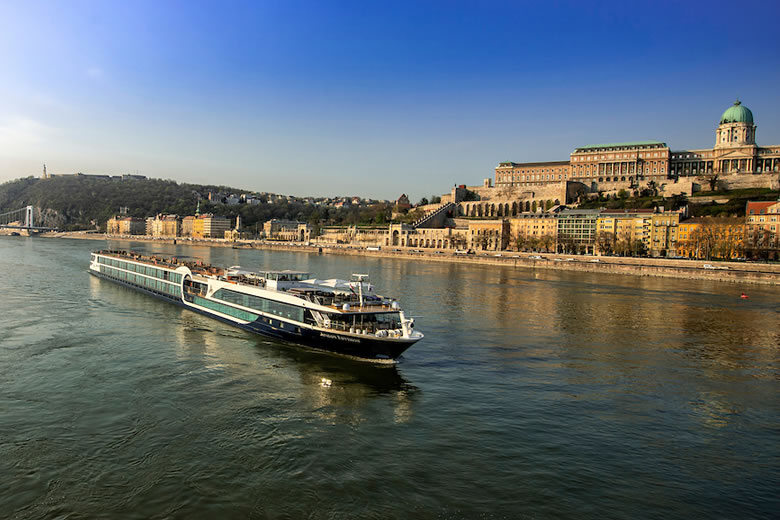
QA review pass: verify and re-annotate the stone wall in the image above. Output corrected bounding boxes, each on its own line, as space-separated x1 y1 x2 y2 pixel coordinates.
444 181 581 218
713 173 780 191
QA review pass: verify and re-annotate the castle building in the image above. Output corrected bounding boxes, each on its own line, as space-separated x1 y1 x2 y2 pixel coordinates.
496 101 780 192
670 101 780 177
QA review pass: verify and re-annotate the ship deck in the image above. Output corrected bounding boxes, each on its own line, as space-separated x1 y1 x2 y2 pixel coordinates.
95 250 398 313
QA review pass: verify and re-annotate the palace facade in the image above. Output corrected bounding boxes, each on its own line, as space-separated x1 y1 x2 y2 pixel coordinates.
496 101 780 192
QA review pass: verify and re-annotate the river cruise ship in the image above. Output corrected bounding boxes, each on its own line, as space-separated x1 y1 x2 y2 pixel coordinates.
89 250 423 361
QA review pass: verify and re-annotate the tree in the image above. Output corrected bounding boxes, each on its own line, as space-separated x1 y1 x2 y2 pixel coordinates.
418 197 429 206
514 232 528 251
430 195 441 204
647 180 658 197
614 231 634 256
539 234 555 252
704 173 719 191
670 193 688 211
595 232 615 256
452 235 468 250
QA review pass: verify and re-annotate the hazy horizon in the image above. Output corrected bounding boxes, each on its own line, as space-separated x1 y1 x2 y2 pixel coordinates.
2 0 779 202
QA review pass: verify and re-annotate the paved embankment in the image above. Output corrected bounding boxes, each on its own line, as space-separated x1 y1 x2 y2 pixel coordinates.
41 232 780 285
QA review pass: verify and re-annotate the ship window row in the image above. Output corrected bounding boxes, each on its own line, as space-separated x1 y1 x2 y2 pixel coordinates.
99 266 180 297
212 288 305 322
190 295 259 322
97 257 182 283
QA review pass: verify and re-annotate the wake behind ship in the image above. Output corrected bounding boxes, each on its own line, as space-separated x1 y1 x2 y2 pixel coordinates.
89 250 423 361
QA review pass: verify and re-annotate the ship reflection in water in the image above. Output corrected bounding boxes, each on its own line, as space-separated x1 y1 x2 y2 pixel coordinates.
173 312 417 425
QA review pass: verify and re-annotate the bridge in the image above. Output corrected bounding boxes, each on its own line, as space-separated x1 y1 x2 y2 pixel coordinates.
0 206 55 232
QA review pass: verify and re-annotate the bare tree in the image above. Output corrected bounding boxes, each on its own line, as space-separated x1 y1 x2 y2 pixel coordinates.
539 234 555 253
595 231 615 256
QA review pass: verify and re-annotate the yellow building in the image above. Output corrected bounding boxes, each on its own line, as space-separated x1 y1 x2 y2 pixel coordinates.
191 214 231 239
650 212 681 257
676 217 745 259
468 220 509 251
106 216 145 235
745 200 780 259
596 210 653 255
192 216 205 238
508 214 558 251
148 214 181 237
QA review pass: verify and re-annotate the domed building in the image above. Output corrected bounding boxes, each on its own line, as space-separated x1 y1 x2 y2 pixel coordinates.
492 100 778 201
716 100 755 147
669 100 780 177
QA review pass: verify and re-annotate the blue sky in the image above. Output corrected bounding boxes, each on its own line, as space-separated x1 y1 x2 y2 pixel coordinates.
1 0 779 201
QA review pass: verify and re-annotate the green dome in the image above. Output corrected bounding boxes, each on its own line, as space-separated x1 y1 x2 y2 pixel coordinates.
720 100 753 124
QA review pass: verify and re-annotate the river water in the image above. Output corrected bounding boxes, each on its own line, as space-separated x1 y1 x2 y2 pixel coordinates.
1 237 778 519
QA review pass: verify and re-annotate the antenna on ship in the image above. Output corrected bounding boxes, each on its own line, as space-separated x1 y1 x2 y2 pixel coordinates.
351 273 369 308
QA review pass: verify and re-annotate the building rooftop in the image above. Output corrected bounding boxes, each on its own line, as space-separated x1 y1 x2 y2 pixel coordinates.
498 160 569 167
746 201 778 215
574 140 667 152
558 209 603 215
720 100 754 124
600 209 655 215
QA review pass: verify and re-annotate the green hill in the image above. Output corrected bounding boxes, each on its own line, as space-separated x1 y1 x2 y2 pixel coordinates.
0 175 392 231
0 176 246 230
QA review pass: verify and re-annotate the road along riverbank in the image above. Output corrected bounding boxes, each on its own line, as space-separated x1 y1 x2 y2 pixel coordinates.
41 231 780 285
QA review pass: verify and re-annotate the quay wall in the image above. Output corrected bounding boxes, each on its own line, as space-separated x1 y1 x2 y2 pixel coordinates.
313 249 780 285
40 231 780 285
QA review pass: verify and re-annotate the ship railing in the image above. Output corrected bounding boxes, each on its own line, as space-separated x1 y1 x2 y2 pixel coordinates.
318 320 403 334
301 292 394 311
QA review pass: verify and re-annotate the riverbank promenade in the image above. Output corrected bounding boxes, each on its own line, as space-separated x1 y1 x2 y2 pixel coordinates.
41 231 780 286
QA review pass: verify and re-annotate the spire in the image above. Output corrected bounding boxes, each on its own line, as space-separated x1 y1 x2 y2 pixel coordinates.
196 200 201 216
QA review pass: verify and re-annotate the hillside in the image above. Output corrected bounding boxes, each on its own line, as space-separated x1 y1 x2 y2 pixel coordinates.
577 187 779 217
0 176 393 231
0 176 244 230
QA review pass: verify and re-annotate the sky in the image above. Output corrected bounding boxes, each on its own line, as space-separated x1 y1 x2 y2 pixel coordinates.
1 0 779 202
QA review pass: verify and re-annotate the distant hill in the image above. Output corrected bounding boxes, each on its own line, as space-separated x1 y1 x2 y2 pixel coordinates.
0 176 391 231
0 176 243 230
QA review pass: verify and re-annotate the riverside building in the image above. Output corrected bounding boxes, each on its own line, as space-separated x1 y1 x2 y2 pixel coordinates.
745 200 780 259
